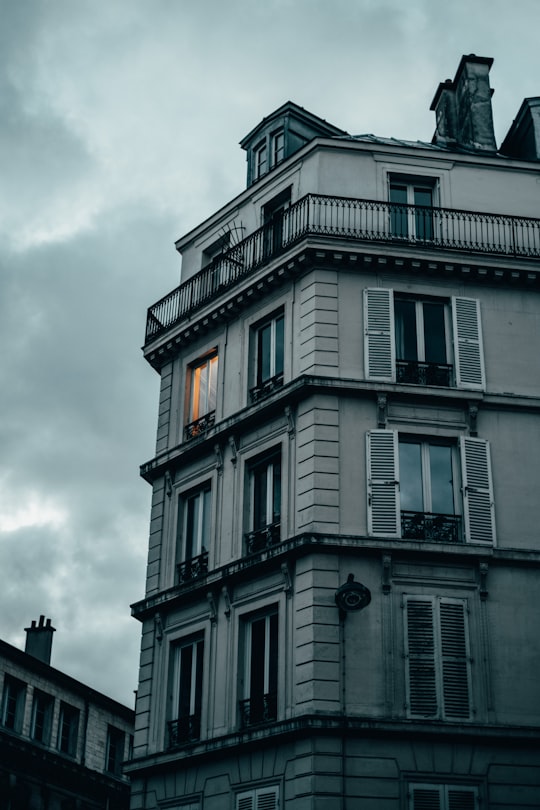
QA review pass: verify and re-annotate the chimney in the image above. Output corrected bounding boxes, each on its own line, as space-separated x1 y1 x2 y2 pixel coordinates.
431 55 497 152
24 615 56 665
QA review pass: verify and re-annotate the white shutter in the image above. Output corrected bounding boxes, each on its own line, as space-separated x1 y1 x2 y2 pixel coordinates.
410 785 477 810
405 598 438 718
366 430 400 537
364 288 395 381
237 794 254 810
410 786 441 810
452 297 485 390
460 437 496 544
440 601 471 720
237 787 278 810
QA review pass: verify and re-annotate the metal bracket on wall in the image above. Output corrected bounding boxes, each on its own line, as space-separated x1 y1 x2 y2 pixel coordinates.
382 554 392 594
479 561 489 599
377 393 388 428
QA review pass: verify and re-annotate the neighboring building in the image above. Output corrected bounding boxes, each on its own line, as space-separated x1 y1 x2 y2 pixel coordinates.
0 616 134 809
128 55 540 809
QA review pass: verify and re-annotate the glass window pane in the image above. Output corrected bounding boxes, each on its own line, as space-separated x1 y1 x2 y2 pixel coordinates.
250 618 266 698
253 465 268 530
179 645 194 717
258 323 271 383
208 356 218 411
395 299 418 361
414 187 433 240
275 316 284 376
399 442 424 512
423 303 447 364
429 445 454 514
272 461 281 522
390 184 408 238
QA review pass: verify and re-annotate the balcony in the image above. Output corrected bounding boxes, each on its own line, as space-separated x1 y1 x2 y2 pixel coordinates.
239 693 277 727
401 511 462 543
168 715 201 747
250 372 284 403
396 360 452 387
177 551 209 584
146 194 540 343
245 521 281 554
184 411 216 441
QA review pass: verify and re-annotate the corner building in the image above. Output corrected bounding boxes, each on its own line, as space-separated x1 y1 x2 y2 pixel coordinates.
128 56 540 810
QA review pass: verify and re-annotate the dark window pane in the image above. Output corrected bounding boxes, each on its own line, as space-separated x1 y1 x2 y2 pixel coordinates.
272 461 281 522
275 316 284 376
423 302 446 364
268 614 279 695
179 645 194 717
390 184 408 237
399 442 423 512
414 187 433 240
395 299 418 361
253 465 268 530
250 618 266 700
258 323 271 383
429 445 454 514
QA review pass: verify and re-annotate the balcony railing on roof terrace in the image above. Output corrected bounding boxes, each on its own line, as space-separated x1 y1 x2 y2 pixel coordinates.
146 194 540 343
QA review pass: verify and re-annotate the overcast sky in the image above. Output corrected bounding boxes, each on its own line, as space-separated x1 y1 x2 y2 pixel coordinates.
1 0 539 707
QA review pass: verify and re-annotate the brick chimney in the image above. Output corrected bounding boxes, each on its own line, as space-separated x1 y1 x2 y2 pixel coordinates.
24 615 56 665
431 55 497 152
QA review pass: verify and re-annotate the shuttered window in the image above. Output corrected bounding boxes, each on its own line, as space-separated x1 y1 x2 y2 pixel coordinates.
236 785 279 810
364 290 485 390
410 784 478 809
404 597 472 721
367 431 495 545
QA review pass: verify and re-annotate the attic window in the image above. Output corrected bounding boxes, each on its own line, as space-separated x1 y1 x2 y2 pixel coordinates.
271 130 285 167
255 141 268 179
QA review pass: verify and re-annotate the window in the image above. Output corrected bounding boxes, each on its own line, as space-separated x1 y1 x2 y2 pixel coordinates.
106 725 125 775
236 785 279 810
251 311 284 402
246 452 281 553
240 611 278 727
399 438 460 542
366 431 496 544
169 636 204 746
395 297 451 386
177 487 211 583
185 353 218 440
254 141 267 179
1 676 26 733
262 188 291 258
270 130 285 167
57 702 79 757
409 784 478 809
405 596 472 721
364 289 485 390
390 179 434 240
31 689 54 745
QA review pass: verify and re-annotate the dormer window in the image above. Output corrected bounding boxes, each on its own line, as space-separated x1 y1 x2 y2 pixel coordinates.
255 141 268 180
271 130 285 167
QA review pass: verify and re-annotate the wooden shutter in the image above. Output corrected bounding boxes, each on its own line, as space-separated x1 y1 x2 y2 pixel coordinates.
237 794 254 810
364 288 395 381
452 297 485 390
405 598 438 718
237 787 278 810
366 430 400 537
460 437 496 544
440 601 471 719
447 788 477 810
410 786 441 810
410 785 477 810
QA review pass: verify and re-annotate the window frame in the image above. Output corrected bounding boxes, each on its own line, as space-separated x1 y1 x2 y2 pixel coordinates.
245 449 282 553
176 484 211 583
254 140 268 180
30 688 54 745
250 309 285 402
57 701 80 757
168 634 205 747
184 350 219 440
105 725 125 776
270 129 285 167
239 608 279 728
388 175 436 241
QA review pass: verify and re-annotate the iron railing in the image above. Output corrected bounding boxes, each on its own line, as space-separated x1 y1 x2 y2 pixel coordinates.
168 714 201 747
184 411 216 441
396 360 453 387
146 194 540 343
245 521 281 554
177 551 209 584
239 693 277 727
401 511 462 543
250 372 284 403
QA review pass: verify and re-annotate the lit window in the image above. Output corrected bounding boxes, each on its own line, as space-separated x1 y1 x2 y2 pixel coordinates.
57 702 79 757
246 452 281 553
270 130 285 166
106 725 125 775
177 487 211 583
390 180 434 240
254 142 267 179
169 636 204 746
240 611 278 727
1 676 26 733
251 312 284 402
185 353 218 440
31 689 54 745
405 596 472 721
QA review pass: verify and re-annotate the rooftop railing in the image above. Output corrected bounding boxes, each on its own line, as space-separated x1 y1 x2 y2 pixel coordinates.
146 194 540 343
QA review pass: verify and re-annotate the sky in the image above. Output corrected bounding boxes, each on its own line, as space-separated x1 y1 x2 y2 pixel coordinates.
1 0 539 707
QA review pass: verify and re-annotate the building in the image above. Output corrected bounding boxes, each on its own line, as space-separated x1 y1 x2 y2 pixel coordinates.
128 56 540 809
0 616 134 809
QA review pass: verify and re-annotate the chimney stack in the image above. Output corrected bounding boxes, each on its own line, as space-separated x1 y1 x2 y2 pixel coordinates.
24 615 56 665
431 55 497 152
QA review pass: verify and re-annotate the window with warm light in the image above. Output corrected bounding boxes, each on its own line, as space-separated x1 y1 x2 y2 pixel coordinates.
185 353 218 440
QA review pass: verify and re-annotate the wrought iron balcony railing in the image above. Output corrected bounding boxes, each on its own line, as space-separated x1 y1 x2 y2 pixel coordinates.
396 360 453 387
239 693 277 727
184 411 216 441
146 194 540 343
177 551 209 585
401 511 462 543
245 521 281 554
168 714 201 747
250 372 284 403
